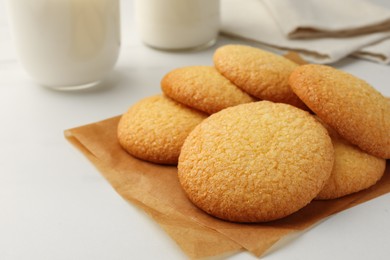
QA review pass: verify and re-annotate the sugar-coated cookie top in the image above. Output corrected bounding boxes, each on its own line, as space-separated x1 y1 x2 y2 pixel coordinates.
161 66 255 114
316 120 386 200
289 64 390 159
117 95 207 165
213 44 307 110
178 101 334 222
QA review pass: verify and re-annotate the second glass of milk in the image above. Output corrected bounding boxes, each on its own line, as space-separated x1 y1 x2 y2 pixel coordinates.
135 0 220 51
6 0 120 90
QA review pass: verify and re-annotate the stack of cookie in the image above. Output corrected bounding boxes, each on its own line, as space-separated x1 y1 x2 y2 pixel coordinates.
118 44 389 223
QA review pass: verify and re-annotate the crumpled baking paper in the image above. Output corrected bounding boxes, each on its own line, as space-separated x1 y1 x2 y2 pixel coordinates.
64 115 390 259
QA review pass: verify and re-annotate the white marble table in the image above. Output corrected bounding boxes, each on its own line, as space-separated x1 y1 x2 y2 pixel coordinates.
1 1 389 259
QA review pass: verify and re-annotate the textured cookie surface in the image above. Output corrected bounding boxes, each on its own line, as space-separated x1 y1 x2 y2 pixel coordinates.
117 95 207 165
161 66 256 114
316 123 386 200
289 64 390 159
213 45 307 110
178 101 334 222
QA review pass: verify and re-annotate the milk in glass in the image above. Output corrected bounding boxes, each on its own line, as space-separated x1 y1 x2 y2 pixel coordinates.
6 0 120 89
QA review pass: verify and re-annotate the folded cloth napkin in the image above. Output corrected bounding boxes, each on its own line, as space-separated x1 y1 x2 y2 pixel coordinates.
220 0 390 64
264 0 390 39
354 38 390 64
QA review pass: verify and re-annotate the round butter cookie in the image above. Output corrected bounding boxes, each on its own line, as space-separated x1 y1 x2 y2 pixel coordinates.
178 101 334 222
117 95 207 165
289 64 390 159
161 66 256 114
213 44 307 110
316 123 386 200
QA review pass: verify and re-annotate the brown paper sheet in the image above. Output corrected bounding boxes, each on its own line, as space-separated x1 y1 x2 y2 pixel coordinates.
64 116 390 259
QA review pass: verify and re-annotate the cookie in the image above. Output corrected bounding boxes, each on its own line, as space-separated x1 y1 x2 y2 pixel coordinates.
161 66 256 114
178 101 334 222
316 122 386 200
117 95 207 165
213 45 307 110
289 64 390 159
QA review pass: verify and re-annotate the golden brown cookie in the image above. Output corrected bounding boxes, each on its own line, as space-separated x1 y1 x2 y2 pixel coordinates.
289 64 390 159
178 101 334 222
117 95 207 165
316 122 386 200
213 44 307 110
161 66 256 114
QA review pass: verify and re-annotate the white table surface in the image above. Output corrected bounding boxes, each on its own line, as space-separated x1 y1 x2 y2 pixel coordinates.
1 0 390 259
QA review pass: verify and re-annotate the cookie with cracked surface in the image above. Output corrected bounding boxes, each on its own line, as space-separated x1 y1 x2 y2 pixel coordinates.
117 95 207 165
316 122 386 200
178 101 334 222
289 64 390 159
213 44 307 110
161 66 256 114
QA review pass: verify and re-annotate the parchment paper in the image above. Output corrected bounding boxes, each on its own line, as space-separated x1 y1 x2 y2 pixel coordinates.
64 116 390 259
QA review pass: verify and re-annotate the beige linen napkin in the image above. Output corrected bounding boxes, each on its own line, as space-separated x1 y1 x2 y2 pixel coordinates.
354 37 390 63
263 0 390 38
221 0 390 64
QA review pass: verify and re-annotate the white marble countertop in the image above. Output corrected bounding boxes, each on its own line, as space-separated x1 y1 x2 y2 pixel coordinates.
1 0 389 259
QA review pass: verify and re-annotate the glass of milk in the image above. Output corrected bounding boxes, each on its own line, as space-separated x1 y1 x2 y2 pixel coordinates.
135 0 220 51
6 0 120 90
